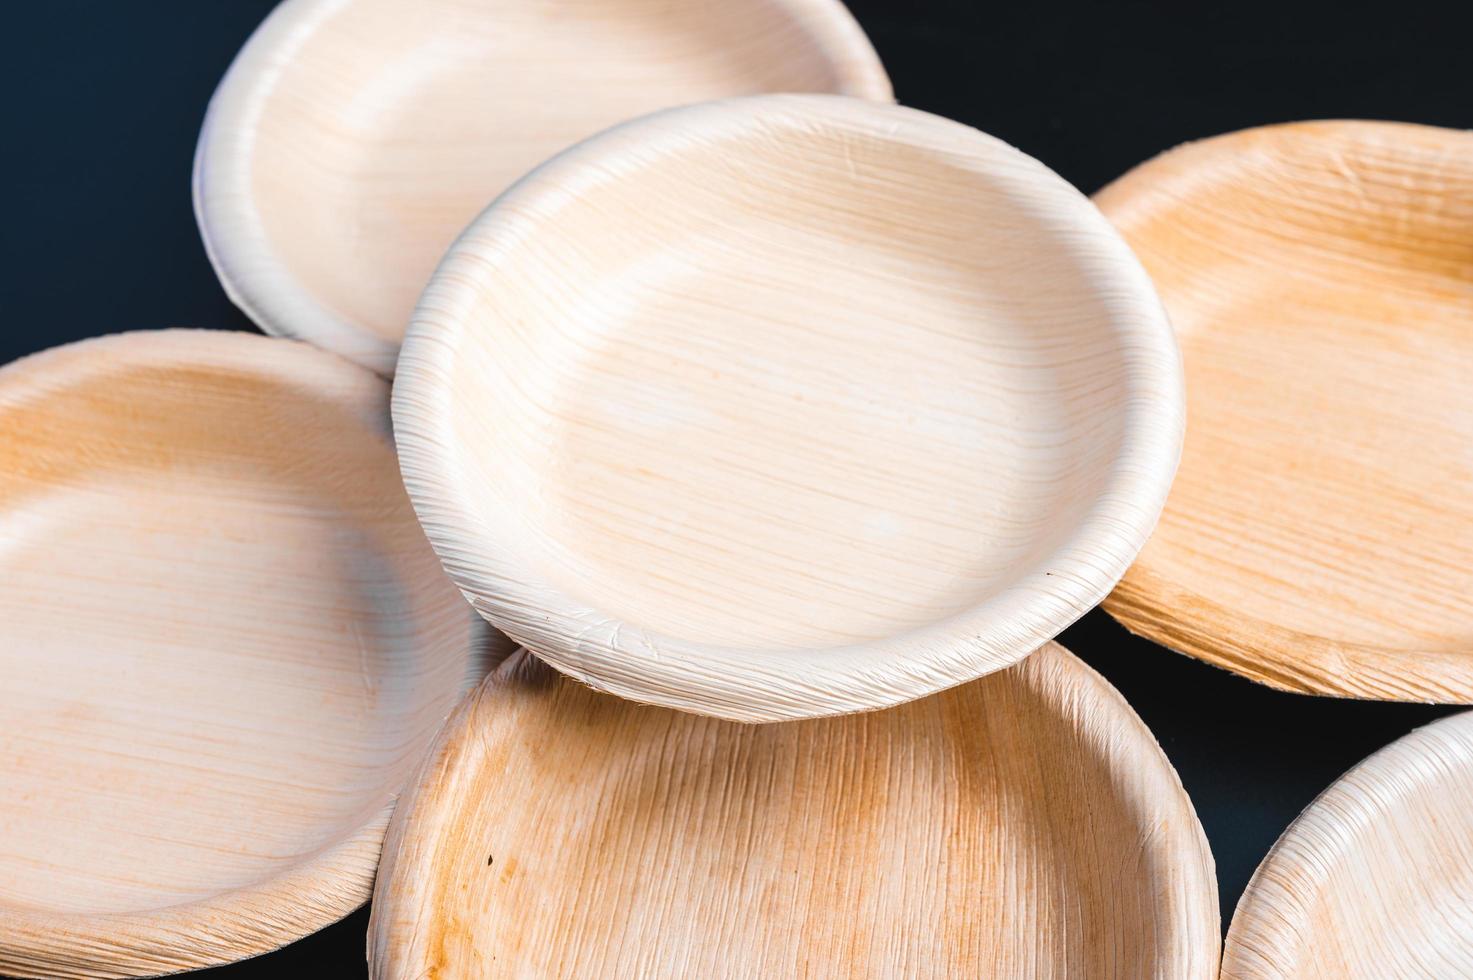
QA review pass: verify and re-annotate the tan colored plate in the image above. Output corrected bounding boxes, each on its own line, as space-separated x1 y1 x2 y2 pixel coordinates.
369 642 1219 979
1098 121 1473 702
0 331 502 979
193 0 892 375
1223 709 1473 978
393 94 1185 721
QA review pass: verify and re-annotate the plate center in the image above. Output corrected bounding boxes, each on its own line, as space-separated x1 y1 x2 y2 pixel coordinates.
527 225 1125 648
0 468 422 915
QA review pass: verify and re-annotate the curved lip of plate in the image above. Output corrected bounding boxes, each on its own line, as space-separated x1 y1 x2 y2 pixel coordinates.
1222 709 1473 978
367 642 1220 979
1097 119 1473 704
391 93 1185 722
0 330 493 980
190 0 893 377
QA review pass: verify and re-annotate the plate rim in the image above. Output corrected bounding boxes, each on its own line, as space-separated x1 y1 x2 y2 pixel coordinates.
1222 708 1473 978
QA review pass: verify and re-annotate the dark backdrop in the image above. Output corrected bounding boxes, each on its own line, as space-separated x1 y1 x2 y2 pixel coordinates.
1 1 1466 975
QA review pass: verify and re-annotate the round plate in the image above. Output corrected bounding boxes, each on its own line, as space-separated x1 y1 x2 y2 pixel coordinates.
369 642 1219 979
1223 710 1473 978
193 0 892 374
393 94 1184 721
0 331 498 979
1098 121 1473 702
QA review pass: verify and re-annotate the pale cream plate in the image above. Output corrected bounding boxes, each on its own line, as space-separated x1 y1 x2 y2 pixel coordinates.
193 0 892 374
1099 121 1473 703
370 642 1219 979
1224 710 1473 978
0 331 499 979
393 94 1185 721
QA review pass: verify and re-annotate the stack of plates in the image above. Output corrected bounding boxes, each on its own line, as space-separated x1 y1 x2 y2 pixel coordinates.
4 1 1470 977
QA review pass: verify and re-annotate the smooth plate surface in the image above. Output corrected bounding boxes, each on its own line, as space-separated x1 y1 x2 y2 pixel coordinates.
1099 121 1473 702
1223 709 1473 978
393 94 1184 721
369 642 1219 979
193 0 892 374
0 331 497 979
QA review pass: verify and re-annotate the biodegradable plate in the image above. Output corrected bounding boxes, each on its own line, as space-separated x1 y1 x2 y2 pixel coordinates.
193 0 892 375
369 642 1219 979
393 94 1184 721
0 331 499 979
1223 710 1473 978
1098 121 1473 702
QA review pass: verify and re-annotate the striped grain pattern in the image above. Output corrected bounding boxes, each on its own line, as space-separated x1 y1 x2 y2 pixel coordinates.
0 331 500 979
369 642 1219 979
1098 121 1473 702
393 94 1184 721
1223 710 1473 978
193 0 892 375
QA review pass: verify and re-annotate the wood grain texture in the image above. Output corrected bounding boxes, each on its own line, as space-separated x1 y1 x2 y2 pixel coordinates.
1223 709 1473 978
0 331 504 979
192 0 892 375
369 641 1219 979
1097 121 1473 702
392 93 1185 721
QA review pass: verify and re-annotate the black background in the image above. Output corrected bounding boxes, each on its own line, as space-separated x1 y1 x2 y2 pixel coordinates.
1 1 1467 975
